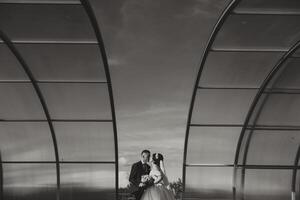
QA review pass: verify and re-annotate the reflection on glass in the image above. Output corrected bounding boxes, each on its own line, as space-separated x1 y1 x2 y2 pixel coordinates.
213 15 300 50
16 44 106 82
199 52 282 88
0 4 96 42
187 127 240 164
246 130 300 165
60 164 115 200
244 169 291 200
0 122 54 161
39 83 111 120
54 122 115 161
192 89 256 124
0 44 28 81
3 164 56 200
0 83 45 120
185 167 233 199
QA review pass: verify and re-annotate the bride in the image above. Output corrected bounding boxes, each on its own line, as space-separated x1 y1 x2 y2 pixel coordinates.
140 153 175 200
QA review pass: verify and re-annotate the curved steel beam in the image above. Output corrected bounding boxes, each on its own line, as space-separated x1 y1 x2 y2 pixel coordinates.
292 145 300 200
80 1 119 199
238 97 269 200
0 30 61 200
233 41 300 200
0 151 3 200
182 0 241 194
238 57 300 200
237 58 296 200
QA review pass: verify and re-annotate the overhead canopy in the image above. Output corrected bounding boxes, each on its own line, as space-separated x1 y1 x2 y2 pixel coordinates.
0 1 118 200
183 0 300 200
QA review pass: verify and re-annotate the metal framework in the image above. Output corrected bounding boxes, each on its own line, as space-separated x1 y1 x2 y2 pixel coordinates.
292 145 300 200
0 0 119 199
182 0 241 193
0 152 3 200
80 1 119 198
233 40 300 200
0 30 61 200
182 0 300 199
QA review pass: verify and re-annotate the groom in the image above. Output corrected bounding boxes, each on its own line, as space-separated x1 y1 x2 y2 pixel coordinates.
129 149 152 200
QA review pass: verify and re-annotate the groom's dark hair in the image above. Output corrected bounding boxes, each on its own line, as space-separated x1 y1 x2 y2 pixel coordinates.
141 149 150 155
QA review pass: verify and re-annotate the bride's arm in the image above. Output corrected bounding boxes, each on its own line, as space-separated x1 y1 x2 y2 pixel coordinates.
153 172 163 184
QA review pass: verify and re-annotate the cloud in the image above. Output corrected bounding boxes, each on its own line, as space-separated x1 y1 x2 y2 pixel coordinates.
119 156 129 166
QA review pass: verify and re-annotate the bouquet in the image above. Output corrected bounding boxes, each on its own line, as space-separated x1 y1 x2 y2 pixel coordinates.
141 175 154 187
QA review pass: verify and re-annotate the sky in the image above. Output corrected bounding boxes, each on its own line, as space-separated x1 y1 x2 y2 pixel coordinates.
90 0 230 187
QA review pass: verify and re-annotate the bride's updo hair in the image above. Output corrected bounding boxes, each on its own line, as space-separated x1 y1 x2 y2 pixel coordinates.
152 153 164 167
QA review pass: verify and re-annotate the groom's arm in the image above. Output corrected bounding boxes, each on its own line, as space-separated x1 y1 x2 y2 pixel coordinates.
129 163 139 187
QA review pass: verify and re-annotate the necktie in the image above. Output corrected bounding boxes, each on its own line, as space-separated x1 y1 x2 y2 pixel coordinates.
143 164 147 173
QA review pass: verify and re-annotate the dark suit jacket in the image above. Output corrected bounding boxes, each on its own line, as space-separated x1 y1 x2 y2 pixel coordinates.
129 161 151 199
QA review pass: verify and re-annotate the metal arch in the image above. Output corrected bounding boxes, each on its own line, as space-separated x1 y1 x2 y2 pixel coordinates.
233 41 300 199
0 30 61 200
182 0 241 193
79 1 119 199
237 96 269 200
236 53 298 200
292 145 300 200
0 151 3 200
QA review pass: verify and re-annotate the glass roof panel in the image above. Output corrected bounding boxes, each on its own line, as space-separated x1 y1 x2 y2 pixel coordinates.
16 44 106 82
185 167 233 199
0 83 45 120
0 44 28 81
235 0 300 14
246 130 300 165
244 169 291 200
199 52 282 88
39 83 111 120
0 4 96 42
15 44 106 82
273 58 300 89
199 52 283 88
60 164 115 200
191 89 256 125
213 15 300 51
256 93 300 126
54 122 115 161
3 164 56 200
187 127 240 164
0 122 54 161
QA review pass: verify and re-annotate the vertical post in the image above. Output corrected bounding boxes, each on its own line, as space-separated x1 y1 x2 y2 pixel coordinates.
0 151 3 200
292 145 300 200
80 1 119 199
181 0 240 196
0 30 61 200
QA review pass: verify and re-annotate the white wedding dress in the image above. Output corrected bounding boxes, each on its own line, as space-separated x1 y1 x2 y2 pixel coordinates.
140 163 175 200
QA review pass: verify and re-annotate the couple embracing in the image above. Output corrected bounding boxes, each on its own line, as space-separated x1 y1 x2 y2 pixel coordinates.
129 150 175 200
